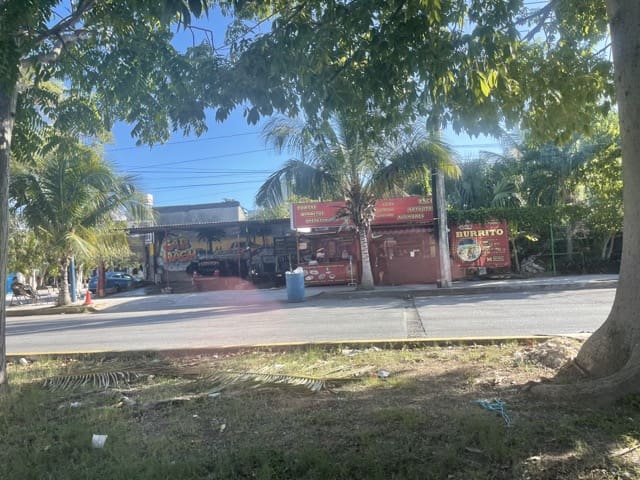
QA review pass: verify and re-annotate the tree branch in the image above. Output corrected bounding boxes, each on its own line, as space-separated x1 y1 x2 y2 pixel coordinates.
31 0 97 47
518 0 559 41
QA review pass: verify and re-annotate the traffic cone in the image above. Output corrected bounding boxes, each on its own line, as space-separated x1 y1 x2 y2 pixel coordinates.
83 289 93 305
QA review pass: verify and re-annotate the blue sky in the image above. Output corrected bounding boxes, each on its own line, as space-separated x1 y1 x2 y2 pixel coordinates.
103 10 503 211
105 119 502 211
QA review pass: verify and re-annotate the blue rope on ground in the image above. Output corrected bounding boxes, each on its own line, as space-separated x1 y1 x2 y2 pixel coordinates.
473 399 512 426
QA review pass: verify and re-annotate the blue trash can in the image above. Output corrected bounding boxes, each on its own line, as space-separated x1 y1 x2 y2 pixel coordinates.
285 270 305 303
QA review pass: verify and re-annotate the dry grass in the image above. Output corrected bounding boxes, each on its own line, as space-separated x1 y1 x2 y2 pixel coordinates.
2 339 639 479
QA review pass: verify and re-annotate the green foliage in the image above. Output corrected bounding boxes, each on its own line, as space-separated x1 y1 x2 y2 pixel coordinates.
449 205 586 233
575 116 623 241
249 203 291 220
9 139 147 303
222 1 612 144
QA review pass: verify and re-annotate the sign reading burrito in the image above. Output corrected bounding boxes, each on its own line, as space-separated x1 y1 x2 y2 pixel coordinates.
450 219 511 268
291 196 434 229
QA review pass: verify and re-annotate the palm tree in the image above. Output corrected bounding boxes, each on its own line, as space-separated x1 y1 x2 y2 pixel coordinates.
10 142 146 305
257 116 458 289
197 228 225 253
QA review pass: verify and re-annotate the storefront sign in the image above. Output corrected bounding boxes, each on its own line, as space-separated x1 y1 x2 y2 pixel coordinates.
273 236 298 256
372 196 434 224
290 201 349 229
302 261 353 285
161 235 197 265
450 219 511 268
291 196 434 229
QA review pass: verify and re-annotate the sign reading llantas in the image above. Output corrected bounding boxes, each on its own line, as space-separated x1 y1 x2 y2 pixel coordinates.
450 219 511 268
291 196 434 229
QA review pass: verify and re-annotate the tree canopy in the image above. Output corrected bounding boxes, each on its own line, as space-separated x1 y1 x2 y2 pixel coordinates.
2 0 639 404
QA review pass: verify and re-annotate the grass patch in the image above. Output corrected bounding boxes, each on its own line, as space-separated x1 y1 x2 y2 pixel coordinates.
2 341 640 479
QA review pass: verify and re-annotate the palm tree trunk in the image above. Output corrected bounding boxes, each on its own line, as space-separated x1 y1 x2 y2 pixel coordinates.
58 257 72 306
0 84 18 390
358 229 375 289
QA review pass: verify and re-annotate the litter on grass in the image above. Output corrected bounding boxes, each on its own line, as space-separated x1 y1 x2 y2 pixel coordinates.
473 399 512 426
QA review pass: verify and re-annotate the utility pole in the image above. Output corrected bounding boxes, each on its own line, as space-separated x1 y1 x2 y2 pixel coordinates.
435 170 452 288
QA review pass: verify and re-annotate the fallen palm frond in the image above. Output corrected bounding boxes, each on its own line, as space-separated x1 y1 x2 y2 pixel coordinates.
206 371 361 394
41 361 203 391
43 370 146 391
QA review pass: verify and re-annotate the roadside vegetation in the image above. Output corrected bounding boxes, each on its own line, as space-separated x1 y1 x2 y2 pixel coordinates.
3 341 639 479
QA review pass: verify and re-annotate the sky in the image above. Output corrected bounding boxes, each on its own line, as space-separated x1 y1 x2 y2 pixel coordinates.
105 119 503 211
103 9 504 212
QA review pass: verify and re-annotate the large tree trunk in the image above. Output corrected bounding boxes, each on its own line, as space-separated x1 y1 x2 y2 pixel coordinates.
532 0 640 404
0 84 17 390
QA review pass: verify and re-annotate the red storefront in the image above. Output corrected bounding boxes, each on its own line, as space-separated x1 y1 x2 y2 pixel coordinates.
291 196 441 286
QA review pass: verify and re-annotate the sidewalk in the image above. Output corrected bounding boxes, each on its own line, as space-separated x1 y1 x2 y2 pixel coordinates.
5 273 619 316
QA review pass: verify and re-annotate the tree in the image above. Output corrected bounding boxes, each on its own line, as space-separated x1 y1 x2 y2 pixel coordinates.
10 142 144 305
228 0 640 403
575 116 622 261
531 0 640 402
447 155 524 211
7 211 51 285
257 115 456 289
197 228 225 253
0 0 211 388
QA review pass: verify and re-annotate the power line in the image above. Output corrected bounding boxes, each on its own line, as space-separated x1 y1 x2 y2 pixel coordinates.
151 179 265 190
105 131 260 152
115 147 275 170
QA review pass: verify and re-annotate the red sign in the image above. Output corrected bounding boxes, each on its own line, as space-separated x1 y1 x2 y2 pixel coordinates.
291 196 434 229
450 219 511 268
372 196 434 225
290 201 349 229
302 261 353 285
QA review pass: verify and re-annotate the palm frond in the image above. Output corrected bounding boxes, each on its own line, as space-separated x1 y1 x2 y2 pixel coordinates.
255 159 337 207
42 370 146 391
206 371 357 394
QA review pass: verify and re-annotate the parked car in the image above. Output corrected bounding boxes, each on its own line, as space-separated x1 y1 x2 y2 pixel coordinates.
88 272 136 294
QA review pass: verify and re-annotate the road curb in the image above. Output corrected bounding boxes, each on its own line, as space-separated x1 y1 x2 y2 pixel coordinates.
305 279 619 301
6 304 102 317
8 335 559 360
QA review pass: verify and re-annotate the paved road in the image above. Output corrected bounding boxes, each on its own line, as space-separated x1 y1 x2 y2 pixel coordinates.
6 287 616 354
414 289 615 338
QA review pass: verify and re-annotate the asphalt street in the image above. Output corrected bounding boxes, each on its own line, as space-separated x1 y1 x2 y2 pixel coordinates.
6 282 616 355
414 289 615 338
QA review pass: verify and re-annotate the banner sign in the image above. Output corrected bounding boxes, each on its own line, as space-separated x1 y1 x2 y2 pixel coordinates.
372 196 434 225
302 262 353 286
291 196 434 229
273 236 298 256
290 201 349 229
450 219 511 268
